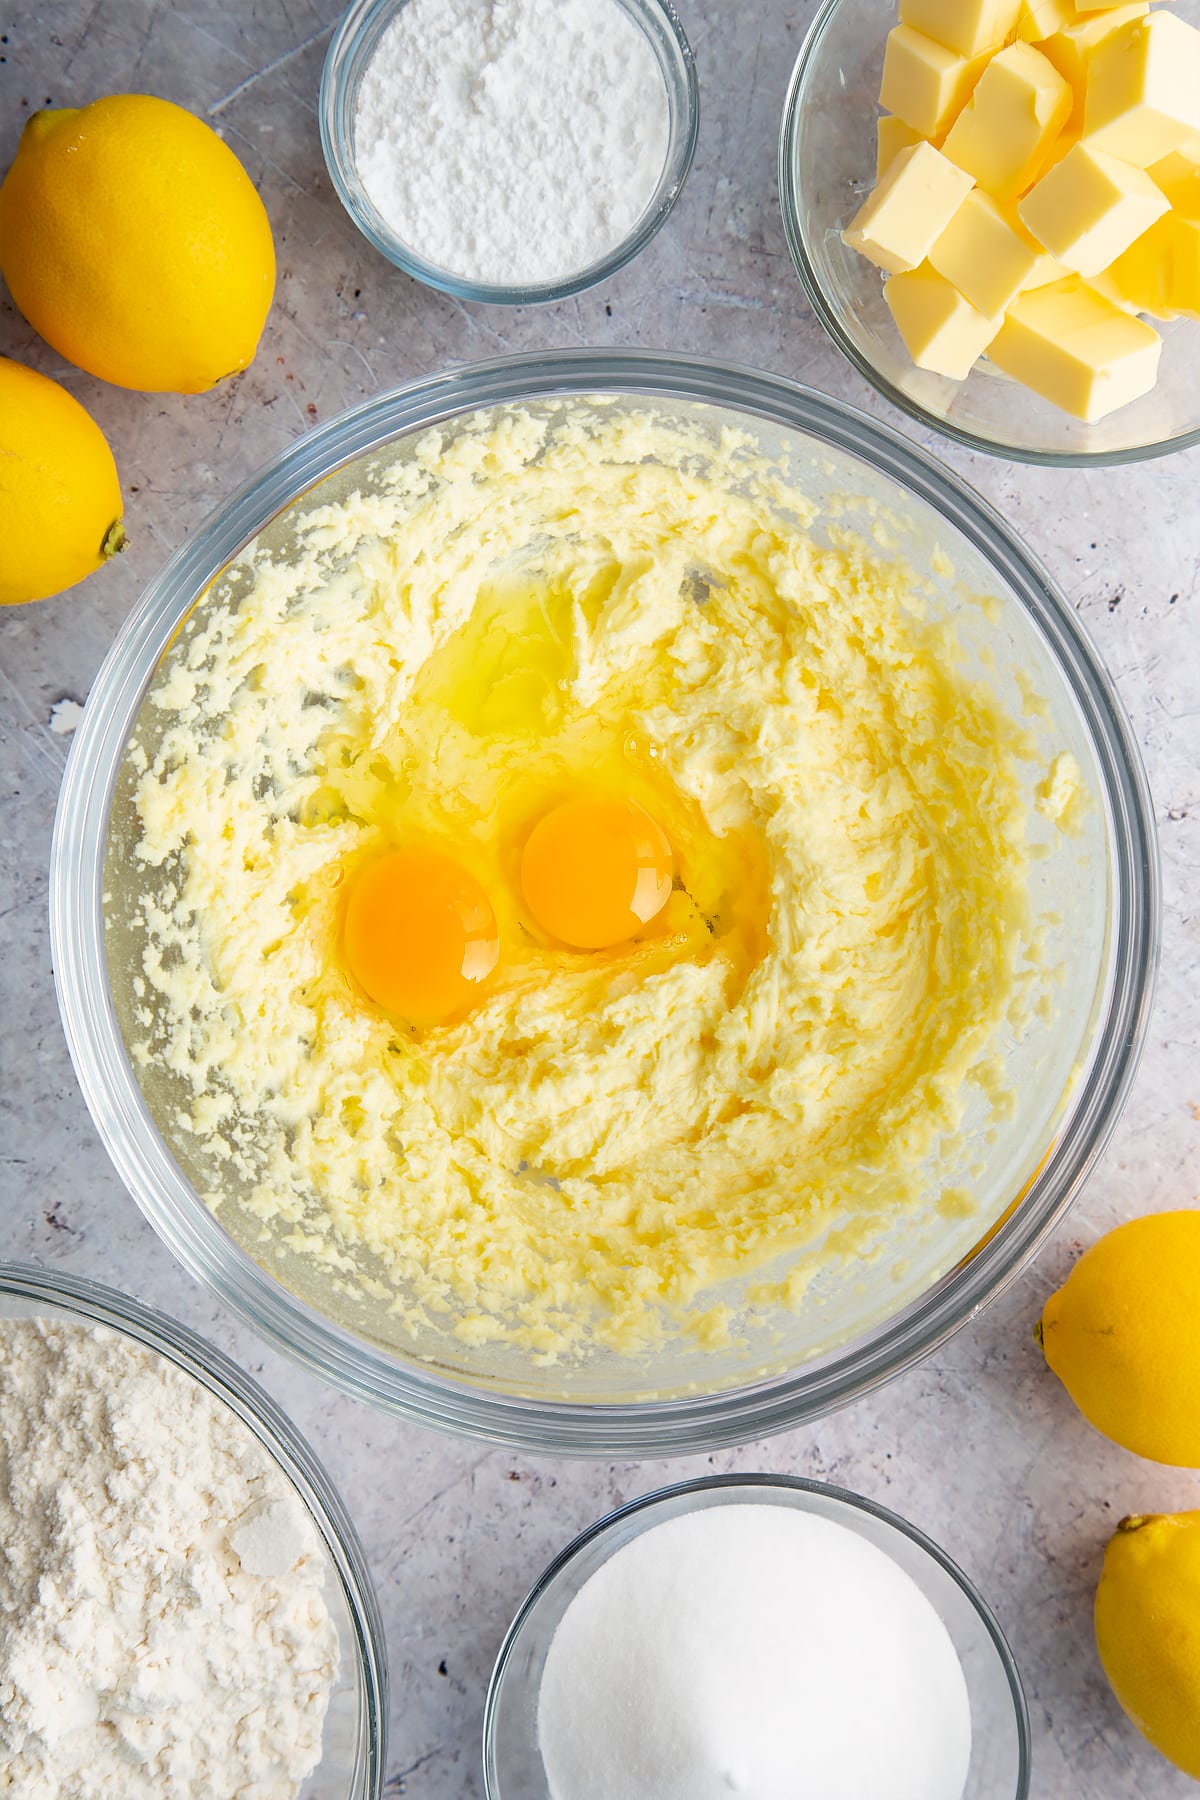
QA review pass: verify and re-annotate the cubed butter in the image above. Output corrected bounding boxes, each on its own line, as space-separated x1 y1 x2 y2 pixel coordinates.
1147 151 1200 214
843 141 976 275
899 0 1022 58
1105 210 1200 315
1085 11 1200 166
928 189 1049 312
1153 212 1200 314
880 26 990 138
999 197 1073 285
988 275 1162 417
877 114 923 176
1039 3 1147 132
1074 0 1168 10
885 263 1003 377
942 42 1073 198
1022 249 1073 287
1086 266 1161 314
1019 140 1169 273
1017 0 1078 42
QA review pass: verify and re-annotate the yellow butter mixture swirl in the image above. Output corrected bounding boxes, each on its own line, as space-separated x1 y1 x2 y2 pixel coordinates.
127 406 1051 1357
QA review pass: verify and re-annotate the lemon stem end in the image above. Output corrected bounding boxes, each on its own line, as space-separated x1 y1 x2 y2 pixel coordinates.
21 106 78 148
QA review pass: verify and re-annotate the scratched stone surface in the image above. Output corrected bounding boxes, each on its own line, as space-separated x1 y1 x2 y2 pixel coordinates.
1 3 1199 1796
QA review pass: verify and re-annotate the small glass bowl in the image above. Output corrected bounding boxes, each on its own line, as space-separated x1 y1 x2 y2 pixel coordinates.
0 1261 388 1800
779 0 1200 464
319 0 699 304
484 1474 1031 1799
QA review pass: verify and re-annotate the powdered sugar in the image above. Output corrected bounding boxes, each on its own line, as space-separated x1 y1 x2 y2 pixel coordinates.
0 1317 338 1800
353 0 672 286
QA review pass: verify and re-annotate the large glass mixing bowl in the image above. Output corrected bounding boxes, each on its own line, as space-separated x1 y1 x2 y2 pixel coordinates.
50 352 1159 1454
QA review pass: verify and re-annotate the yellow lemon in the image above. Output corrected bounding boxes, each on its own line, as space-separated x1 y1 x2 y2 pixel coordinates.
0 95 275 393
1095 1511 1200 1779
1039 1210 1200 1464
0 356 124 606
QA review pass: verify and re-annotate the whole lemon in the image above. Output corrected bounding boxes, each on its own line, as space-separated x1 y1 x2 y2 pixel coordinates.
1039 1210 1200 1464
1095 1511 1200 1778
0 95 275 393
0 356 124 606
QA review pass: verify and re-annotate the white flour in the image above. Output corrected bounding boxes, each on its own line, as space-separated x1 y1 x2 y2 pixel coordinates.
353 0 671 285
0 1317 338 1800
537 1504 973 1800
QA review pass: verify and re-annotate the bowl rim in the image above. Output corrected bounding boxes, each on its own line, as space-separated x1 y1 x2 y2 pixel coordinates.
482 1471 1032 1800
0 1258 389 1799
777 0 1200 468
49 347 1161 1456
318 0 700 305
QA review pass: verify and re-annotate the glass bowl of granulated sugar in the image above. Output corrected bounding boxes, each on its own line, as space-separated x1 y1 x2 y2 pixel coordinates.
484 1474 1031 1800
319 0 699 303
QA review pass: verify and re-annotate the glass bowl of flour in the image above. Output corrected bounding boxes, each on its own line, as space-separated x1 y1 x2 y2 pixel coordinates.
484 1474 1031 1800
50 351 1157 1455
0 1262 387 1800
319 0 699 302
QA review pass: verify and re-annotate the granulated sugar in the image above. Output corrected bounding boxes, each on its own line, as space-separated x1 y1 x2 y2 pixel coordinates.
537 1503 973 1800
352 0 671 286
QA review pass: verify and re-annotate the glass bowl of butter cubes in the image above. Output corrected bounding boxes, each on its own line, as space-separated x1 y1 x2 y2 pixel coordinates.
780 0 1200 462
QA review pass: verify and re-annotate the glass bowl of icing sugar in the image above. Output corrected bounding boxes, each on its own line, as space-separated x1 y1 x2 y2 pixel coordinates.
319 0 700 303
484 1473 1030 1800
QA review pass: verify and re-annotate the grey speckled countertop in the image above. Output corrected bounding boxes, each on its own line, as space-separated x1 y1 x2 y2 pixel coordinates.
1 4 1198 1796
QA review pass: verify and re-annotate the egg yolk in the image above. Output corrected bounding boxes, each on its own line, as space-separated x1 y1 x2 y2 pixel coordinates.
520 796 675 951
342 848 499 1026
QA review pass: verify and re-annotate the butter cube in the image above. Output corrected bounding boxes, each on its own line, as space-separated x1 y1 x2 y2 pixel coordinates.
880 26 990 138
999 198 1074 284
884 263 1003 377
1147 150 1200 213
1085 12 1200 166
899 0 1021 58
1039 4 1147 131
942 42 1073 198
1086 266 1162 314
988 276 1162 417
843 141 976 275
1022 247 1074 286
1074 0 1168 10
1019 140 1169 273
1017 0 1078 42
877 114 923 177
1105 211 1200 315
1155 213 1200 315
928 189 1049 312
